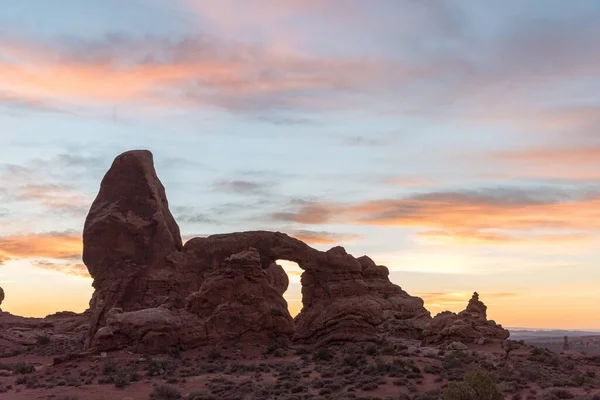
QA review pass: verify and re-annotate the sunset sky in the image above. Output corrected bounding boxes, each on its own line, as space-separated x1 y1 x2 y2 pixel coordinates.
1 0 600 330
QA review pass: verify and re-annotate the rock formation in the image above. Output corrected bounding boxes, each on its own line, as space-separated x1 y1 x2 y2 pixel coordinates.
185 248 294 346
0 286 4 309
83 150 184 344
423 292 509 345
83 150 432 352
0 310 89 354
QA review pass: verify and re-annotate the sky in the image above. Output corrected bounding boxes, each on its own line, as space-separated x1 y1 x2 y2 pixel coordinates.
1 0 599 330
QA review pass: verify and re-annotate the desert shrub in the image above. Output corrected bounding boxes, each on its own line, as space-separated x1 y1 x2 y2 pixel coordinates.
102 362 117 375
570 374 585 387
444 371 502 400
361 382 378 391
425 364 443 374
313 348 334 362
147 357 178 376
365 345 378 356
207 350 221 361
97 375 113 384
36 335 51 345
343 353 367 368
586 370 596 378
542 388 575 399
531 347 544 357
16 374 39 388
12 362 35 374
150 384 182 400
113 373 130 389
187 392 215 400
464 371 503 400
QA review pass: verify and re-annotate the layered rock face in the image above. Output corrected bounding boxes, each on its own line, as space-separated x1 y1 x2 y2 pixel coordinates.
423 292 510 345
83 150 432 352
185 248 294 346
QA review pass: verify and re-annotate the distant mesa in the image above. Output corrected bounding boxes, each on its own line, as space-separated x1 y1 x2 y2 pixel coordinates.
423 292 510 345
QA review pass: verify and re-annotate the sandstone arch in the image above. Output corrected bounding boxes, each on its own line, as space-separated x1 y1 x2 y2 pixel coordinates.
83 150 432 352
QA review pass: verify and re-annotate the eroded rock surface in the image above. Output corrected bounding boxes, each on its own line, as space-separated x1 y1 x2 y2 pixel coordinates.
185 248 294 346
83 150 185 344
0 310 88 356
83 150 433 352
423 292 510 345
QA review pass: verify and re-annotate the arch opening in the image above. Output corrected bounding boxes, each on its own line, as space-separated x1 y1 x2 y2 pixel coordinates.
276 260 304 317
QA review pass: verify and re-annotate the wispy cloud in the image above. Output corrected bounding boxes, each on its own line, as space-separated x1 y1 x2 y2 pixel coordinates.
31 260 90 278
416 230 591 246
15 183 89 212
0 34 413 116
271 187 600 244
286 229 361 245
381 176 434 187
211 179 272 195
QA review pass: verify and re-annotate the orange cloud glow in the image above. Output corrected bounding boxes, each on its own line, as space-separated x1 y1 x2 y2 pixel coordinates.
288 230 361 245
0 36 405 113
415 230 592 246
0 232 89 278
495 146 600 166
274 193 600 245
418 291 518 312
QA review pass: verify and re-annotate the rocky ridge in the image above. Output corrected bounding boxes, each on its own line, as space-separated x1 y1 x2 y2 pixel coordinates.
423 292 510 345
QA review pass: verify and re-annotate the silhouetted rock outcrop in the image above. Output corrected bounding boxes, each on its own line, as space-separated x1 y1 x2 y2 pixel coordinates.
83 150 432 352
0 286 4 309
83 150 184 345
423 292 509 345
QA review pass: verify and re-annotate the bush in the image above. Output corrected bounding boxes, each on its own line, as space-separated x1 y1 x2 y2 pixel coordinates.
444 371 503 400
312 348 334 362
542 388 575 399
147 357 178 376
36 335 51 345
113 373 130 389
444 382 477 400
12 363 35 374
150 384 182 400
102 362 117 375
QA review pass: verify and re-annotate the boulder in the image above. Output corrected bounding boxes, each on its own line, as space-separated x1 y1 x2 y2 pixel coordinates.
92 306 193 354
423 292 509 345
